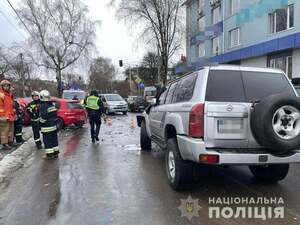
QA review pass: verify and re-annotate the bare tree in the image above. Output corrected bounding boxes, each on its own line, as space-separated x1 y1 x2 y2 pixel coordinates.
113 0 184 85
0 48 13 79
88 57 116 93
17 0 98 96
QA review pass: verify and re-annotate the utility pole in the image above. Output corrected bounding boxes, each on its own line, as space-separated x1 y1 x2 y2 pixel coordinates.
19 53 26 97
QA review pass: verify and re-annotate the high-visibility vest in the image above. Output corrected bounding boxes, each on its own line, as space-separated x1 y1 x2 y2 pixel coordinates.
85 96 100 110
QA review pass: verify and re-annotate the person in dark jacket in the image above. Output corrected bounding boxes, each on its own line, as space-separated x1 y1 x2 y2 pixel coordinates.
26 91 43 149
84 90 105 143
39 90 59 159
14 99 25 144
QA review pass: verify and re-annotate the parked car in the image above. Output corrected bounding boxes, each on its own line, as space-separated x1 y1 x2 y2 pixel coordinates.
292 78 300 96
100 94 128 115
17 97 32 125
128 96 147 112
51 98 87 130
137 65 300 191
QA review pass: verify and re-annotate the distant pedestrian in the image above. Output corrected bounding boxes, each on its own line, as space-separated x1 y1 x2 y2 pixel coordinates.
39 90 59 159
0 80 16 150
84 90 105 143
26 91 43 149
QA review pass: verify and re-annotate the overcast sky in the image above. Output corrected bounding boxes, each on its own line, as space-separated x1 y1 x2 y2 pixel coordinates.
0 0 184 79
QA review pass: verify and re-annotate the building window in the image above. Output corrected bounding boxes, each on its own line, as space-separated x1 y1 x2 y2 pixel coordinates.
198 43 205 57
268 4 294 33
199 0 205 9
229 28 240 48
212 36 220 55
212 6 221 24
230 0 240 15
198 16 205 31
268 53 293 79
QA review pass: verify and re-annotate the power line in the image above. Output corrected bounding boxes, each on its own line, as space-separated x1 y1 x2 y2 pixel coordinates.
5 0 32 36
0 8 27 40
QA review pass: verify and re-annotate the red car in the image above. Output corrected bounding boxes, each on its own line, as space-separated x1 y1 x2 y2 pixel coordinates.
17 97 32 125
51 98 87 130
17 97 87 129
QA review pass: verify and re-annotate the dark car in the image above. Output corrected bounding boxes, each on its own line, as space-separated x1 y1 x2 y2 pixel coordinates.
292 78 300 96
128 96 147 112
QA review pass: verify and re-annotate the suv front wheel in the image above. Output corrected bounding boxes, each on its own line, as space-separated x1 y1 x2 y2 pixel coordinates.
249 164 289 183
166 138 193 191
140 121 151 151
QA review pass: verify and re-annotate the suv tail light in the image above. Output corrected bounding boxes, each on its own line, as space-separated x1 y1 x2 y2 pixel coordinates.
189 103 204 138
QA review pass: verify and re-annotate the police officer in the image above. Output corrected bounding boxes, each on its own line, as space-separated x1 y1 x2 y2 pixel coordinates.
84 90 104 143
39 90 59 159
14 98 25 144
26 91 43 149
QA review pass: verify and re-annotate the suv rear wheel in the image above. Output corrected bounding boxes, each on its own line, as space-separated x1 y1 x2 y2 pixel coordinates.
166 138 193 191
140 121 151 151
249 164 289 183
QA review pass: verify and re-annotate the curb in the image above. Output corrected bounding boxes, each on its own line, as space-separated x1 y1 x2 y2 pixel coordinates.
0 138 35 187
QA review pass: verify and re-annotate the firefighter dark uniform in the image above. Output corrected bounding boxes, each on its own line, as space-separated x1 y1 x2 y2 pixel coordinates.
84 90 104 143
40 90 59 158
14 100 24 143
26 99 43 149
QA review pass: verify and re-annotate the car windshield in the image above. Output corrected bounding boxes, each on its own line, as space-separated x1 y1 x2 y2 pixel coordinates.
145 90 156 96
105 94 123 101
63 91 85 100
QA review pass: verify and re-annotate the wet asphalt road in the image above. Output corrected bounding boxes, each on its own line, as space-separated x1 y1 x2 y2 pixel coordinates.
0 113 300 225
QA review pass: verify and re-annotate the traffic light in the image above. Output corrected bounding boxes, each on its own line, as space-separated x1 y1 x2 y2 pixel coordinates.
119 60 123 67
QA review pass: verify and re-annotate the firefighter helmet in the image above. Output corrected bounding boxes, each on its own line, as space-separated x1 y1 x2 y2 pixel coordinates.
40 90 51 101
0 80 11 86
31 91 40 97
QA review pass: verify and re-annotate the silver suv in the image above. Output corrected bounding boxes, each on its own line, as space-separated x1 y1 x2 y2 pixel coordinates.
137 65 300 191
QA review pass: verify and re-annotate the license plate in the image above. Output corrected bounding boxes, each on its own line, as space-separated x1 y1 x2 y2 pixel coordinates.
217 119 243 134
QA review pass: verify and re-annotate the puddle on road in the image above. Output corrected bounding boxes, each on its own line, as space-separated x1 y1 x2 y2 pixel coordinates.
121 144 141 151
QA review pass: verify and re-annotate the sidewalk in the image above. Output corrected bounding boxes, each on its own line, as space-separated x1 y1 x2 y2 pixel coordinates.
0 126 32 161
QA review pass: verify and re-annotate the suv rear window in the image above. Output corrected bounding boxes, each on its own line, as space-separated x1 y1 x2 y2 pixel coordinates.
68 102 84 109
206 70 294 102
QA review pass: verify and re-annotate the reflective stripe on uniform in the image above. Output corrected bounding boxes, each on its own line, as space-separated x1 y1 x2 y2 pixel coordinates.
41 126 57 133
47 106 57 113
0 109 4 113
85 96 100 110
45 148 54 154
16 133 22 136
31 118 40 122
40 118 46 123
34 138 41 142
53 146 59 152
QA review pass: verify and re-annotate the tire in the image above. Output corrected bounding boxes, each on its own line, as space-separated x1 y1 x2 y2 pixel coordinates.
251 94 300 155
165 138 193 191
56 118 64 131
140 121 151 151
249 164 289 183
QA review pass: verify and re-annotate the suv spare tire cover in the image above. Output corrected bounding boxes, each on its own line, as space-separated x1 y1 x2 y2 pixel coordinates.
251 94 300 155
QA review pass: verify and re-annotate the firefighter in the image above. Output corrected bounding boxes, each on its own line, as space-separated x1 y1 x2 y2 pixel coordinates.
84 90 104 143
13 97 25 144
26 91 43 149
39 90 59 159
0 80 16 150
